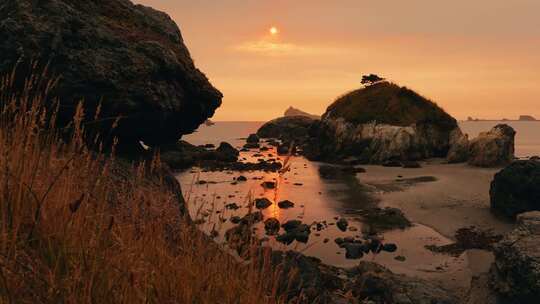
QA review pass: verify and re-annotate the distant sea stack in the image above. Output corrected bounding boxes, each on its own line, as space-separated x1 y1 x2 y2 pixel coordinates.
284 106 320 120
0 0 222 150
304 82 464 163
519 115 537 121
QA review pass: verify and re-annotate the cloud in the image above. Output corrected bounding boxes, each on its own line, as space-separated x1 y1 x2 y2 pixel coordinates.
233 40 343 56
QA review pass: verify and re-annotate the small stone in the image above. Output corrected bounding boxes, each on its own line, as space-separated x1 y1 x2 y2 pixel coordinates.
394 255 406 262
344 243 364 259
261 181 276 189
264 218 281 235
382 243 398 252
278 200 295 209
282 220 302 232
276 232 295 245
337 218 349 232
254 198 272 209
225 203 240 210
236 175 248 182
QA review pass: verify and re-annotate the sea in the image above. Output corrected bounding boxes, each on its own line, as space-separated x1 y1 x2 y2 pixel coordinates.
175 121 540 288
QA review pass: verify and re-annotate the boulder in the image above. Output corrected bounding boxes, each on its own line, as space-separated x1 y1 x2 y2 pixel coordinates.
447 128 470 163
0 0 222 149
257 115 316 143
160 141 238 170
352 262 459 303
490 160 540 219
246 134 260 144
489 211 540 303
215 142 239 162
305 82 459 163
468 124 516 167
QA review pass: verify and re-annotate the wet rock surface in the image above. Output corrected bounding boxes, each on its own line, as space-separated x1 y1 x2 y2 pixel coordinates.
0 0 222 149
490 160 540 219
359 207 412 232
426 226 503 256
489 211 540 303
468 124 516 167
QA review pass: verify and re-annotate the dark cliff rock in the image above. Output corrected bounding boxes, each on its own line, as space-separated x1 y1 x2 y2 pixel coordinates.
304 82 461 163
489 211 540 303
257 115 317 143
469 124 516 167
0 0 222 149
490 160 540 219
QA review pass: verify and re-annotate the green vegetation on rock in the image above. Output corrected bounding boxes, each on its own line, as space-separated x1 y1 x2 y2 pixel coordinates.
324 82 457 131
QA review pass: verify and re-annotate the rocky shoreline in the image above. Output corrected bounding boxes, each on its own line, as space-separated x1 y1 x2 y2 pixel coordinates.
4 0 538 302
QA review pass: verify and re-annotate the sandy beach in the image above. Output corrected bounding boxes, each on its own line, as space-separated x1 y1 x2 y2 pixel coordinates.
359 160 514 239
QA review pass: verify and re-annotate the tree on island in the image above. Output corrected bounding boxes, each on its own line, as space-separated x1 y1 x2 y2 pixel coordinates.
361 74 385 86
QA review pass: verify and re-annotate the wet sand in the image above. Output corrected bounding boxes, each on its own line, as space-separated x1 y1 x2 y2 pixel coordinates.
359 159 514 239
176 150 514 297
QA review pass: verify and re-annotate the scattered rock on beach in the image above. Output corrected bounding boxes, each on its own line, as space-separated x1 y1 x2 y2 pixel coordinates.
254 198 273 210
490 160 540 219
277 200 295 209
246 133 260 144
344 243 365 259
337 218 349 232
447 128 470 163
215 142 240 162
469 124 516 167
261 181 277 189
225 203 240 210
264 218 281 235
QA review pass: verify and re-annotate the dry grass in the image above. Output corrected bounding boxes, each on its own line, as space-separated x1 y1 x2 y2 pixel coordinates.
0 69 287 303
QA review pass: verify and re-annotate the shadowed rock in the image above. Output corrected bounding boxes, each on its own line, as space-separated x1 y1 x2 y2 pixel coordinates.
490 211 540 303
0 0 222 150
490 160 540 219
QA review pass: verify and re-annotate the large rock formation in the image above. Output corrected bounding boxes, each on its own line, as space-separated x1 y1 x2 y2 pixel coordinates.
0 0 222 148
257 115 316 144
446 128 470 163
490 160 540 219
468 124 516 167
304 82 461 163
284 106 320 119
489 211 540 303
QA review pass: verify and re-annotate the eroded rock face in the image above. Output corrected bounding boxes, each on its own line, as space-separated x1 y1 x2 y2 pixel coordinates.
468 124 516 167
0 0 222 148
307 118 461 163
303 82 460 163
490 211 540 303
490 160 540 219
447 128 470 163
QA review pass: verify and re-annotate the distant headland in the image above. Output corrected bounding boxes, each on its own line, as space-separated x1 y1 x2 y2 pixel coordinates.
465 115 537 122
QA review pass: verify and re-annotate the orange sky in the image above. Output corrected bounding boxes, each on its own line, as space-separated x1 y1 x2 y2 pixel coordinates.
136 0 540 121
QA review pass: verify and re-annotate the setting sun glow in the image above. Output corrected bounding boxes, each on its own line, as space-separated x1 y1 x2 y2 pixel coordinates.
269 26 278 35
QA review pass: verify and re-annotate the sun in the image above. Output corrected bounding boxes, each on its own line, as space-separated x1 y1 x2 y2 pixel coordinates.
269 26 279 35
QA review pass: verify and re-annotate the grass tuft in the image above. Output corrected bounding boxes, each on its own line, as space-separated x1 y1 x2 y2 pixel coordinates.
0 68 286 303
